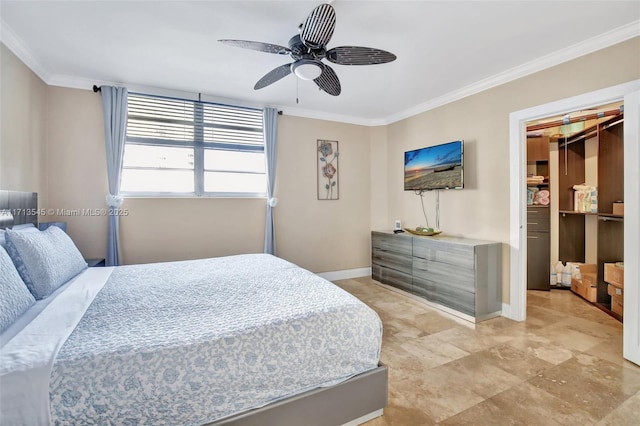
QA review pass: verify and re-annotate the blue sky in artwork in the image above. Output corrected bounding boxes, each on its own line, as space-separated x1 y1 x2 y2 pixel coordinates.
405 141 462 171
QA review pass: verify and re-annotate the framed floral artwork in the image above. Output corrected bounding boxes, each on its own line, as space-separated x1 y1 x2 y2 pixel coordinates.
317 140 339 200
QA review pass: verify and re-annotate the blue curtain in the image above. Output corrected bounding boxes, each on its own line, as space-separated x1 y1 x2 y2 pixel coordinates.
100 86 128 266
263 107 278 255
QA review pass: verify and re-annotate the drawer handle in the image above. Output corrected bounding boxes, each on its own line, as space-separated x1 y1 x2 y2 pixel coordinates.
528 222 538 225
527 236 538 239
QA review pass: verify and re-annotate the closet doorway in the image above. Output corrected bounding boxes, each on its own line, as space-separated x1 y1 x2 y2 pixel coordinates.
508 80 640 366
524 101 623 297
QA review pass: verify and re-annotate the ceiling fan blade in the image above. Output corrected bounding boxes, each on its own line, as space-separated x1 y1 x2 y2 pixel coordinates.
314 64 341 96
219 39 291 55
254 63 293 90
300 3 336 49
326 46 397 65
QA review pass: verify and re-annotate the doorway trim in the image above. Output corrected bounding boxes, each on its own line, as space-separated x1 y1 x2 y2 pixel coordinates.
508 80 640 322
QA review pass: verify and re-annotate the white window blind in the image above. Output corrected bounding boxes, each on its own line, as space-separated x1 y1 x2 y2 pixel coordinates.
122 93 266 197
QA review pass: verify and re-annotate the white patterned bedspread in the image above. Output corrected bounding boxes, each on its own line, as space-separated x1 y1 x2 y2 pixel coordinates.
49 254 382 425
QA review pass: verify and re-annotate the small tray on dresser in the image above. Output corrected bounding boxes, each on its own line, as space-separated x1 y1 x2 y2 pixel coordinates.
403 228 442 237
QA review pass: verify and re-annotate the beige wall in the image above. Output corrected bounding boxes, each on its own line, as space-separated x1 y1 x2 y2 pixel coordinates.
276 115 371 272
369 126 389 231
4 37 639 281
119 111 374 271
120 198 266 264
46 87 108 258
44 91 371 272
0 43 48 207
44 87 266 263
382 37 640 302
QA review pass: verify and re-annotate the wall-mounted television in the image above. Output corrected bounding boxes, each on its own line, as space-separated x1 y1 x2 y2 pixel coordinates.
404 140 464 191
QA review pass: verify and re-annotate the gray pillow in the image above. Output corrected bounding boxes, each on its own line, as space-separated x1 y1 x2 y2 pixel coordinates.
0 245 36 333
3 227 42 293
0 225 38 250
5 226 87 300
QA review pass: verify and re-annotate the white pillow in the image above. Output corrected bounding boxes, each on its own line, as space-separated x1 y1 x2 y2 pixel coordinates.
5 226 87 299
0 245 35 333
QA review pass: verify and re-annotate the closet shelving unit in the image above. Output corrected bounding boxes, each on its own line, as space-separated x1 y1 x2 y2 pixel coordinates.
557 113 624 321
526 136 552 291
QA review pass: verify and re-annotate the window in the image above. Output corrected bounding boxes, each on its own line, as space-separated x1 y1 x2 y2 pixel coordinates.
122 93 266 197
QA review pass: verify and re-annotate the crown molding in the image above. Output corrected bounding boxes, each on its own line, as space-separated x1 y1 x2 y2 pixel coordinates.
3 17 638 127
0 18 50 83
48 75 280 113
47 73 382 126
279 105 384 127
47 71 381 126
47 74 111 91
381 20 640 125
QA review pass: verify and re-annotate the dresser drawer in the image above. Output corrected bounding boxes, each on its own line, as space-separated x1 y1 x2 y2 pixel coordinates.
371 232 412 256
527 206 549 217
412 238 475 270
527 207 549 231
413 272 475 315
437 285 475 316
372 248 412 275
372 265 412 293
413 257 475 293
412 274 437 301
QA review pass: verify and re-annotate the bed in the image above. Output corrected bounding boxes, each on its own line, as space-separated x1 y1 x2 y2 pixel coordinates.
0 191 387 426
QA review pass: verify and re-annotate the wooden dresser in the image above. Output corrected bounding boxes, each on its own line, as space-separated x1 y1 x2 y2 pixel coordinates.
371 231 502 322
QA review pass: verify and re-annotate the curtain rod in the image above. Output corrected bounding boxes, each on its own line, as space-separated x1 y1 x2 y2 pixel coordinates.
92 84 282 114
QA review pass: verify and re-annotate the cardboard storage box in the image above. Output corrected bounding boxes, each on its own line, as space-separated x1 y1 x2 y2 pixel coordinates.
612 296 623 316
571 272 597 303
607 284 623 297
613 202 624 215
604 263 624 287
567 262 597 277
582 273 597 287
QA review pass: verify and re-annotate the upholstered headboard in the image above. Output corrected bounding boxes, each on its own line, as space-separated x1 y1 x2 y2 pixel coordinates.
0 190 38 229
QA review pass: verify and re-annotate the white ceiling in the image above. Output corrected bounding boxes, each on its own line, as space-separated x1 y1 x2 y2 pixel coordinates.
1 1 638 125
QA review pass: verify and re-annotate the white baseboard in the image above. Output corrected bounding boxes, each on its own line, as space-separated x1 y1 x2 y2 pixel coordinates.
501 303 514 320
321 271 517 322
318 267 372 282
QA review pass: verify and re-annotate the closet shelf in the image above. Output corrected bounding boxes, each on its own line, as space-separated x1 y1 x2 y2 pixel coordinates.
559 210 597 216
598 214 623 222
559 211 624 220
598 213 623 218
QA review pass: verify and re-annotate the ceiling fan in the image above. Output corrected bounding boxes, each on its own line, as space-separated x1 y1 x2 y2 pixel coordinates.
219 3 396 96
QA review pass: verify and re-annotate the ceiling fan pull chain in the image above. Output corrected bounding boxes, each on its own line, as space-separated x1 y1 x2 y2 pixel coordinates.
296 77 299 104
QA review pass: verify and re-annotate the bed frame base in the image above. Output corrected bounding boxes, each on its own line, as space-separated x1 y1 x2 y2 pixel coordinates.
210 364 387 426
341 409 384 426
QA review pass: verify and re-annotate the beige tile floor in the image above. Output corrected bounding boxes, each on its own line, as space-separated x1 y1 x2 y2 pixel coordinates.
334 277 640 426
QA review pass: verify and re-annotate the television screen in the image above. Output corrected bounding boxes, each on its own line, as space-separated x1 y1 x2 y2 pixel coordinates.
404 140 464 191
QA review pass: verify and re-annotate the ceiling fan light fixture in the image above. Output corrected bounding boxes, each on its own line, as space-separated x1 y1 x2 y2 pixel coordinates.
292 60 322 80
